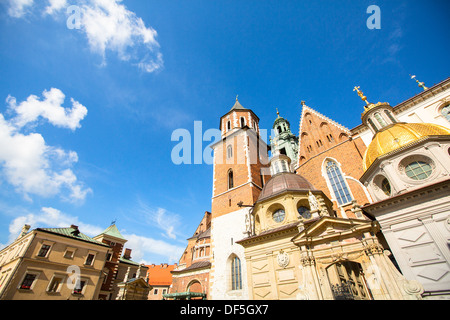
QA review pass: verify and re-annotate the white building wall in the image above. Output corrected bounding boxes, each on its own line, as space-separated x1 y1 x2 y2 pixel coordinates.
371 191 450 299
209 208 250 300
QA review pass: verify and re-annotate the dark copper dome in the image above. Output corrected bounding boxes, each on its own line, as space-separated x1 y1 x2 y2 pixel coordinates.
257 172 316 202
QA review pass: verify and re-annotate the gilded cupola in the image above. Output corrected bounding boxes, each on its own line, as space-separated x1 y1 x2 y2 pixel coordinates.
353 86 450 172
362 122 450 171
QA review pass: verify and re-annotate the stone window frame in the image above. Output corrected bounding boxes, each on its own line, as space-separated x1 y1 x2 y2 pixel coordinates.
397 154 438 184
322 158 354 207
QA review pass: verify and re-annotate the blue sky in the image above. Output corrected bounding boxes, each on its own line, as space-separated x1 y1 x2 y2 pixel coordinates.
0 0 449 264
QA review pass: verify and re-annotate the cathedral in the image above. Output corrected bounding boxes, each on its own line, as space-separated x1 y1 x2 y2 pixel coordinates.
166 76 450 300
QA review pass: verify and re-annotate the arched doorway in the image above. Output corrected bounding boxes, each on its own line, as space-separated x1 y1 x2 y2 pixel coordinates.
326 261 372 300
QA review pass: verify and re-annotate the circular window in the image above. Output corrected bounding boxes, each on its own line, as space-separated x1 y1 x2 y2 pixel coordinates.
405 161 433 180
272 209 286 223
381 178 391 196
297 206 311 219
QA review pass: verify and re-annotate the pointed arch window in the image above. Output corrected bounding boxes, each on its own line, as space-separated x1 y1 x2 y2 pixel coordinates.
325 160 353 205
231 256 242 290
228 169 234 189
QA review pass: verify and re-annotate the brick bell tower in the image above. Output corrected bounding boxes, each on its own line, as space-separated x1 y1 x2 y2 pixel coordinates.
209 97 269 300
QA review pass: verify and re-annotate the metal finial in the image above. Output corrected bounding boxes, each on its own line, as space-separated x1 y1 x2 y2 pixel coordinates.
353 86 370 106
410 75 428 91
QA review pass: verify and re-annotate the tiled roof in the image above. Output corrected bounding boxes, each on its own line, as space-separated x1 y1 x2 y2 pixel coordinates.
171 260 211 274
146 264 176 286
119 256 141 266
37 227 109 247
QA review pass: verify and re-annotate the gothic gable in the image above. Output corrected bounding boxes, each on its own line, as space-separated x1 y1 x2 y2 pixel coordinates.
297 105 351 165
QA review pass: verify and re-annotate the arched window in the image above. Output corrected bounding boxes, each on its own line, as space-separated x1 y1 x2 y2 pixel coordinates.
441 104 450 122
227 121 231 131
374 112 387 128
240 117 245 127
325 160 353 205
228 169 234 189
367 118 379 133
231 256 242 290
384 110 397 123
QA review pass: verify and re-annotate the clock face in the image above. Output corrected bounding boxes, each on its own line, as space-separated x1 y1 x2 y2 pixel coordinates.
297 206 311 219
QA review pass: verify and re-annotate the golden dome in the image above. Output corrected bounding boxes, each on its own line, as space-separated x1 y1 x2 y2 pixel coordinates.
363 123 450 171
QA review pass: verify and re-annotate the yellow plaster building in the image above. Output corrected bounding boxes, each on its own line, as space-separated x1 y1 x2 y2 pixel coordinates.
0 224 110 300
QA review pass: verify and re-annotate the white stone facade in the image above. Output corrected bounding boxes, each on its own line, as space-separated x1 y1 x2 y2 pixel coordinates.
363 182 450 299
209 208 250 300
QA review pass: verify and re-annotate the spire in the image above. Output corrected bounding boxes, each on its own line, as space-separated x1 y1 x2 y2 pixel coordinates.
230 95 246 111
353 86 371 106
410 75 428 91
276 108 280 117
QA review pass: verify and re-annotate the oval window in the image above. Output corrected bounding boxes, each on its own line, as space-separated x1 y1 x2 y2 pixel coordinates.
405 161 432 180
297 206 311 219
272 209 285 223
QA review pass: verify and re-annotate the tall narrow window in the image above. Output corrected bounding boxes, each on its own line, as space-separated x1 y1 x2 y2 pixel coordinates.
384 110 397 123
227 121 231 131
227 145 233 159
228 170 234 189
326 160 353 205
231 256 242 290
374 112 387 128
240 117 245 127
20 273 37 290
38 244 51 257
367 118 379 133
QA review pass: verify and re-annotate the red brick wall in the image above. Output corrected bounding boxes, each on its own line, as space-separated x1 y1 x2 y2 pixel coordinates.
170 270 210 299
296 137 369 216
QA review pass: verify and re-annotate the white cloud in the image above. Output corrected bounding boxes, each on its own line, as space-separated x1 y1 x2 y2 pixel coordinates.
78 0 163 72
6 0 34 18
6 0 164 73
0 89 91 202
7 207 103 243
123 233 184 264
44 0 67 15
138 202 182 240
6 88 88 131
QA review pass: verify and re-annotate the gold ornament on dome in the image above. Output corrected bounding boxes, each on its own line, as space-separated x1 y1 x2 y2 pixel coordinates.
362 123 450 171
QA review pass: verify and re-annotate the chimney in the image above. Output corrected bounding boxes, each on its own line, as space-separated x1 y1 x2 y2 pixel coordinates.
123 248 132 260
70 225 80 236
19 224 31 238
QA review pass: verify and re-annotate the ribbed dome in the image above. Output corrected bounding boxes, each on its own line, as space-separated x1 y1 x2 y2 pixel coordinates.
257 173 316 202
363 122 450 171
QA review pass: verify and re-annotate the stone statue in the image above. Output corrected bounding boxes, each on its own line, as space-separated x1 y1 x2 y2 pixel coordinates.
308 191 319 211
